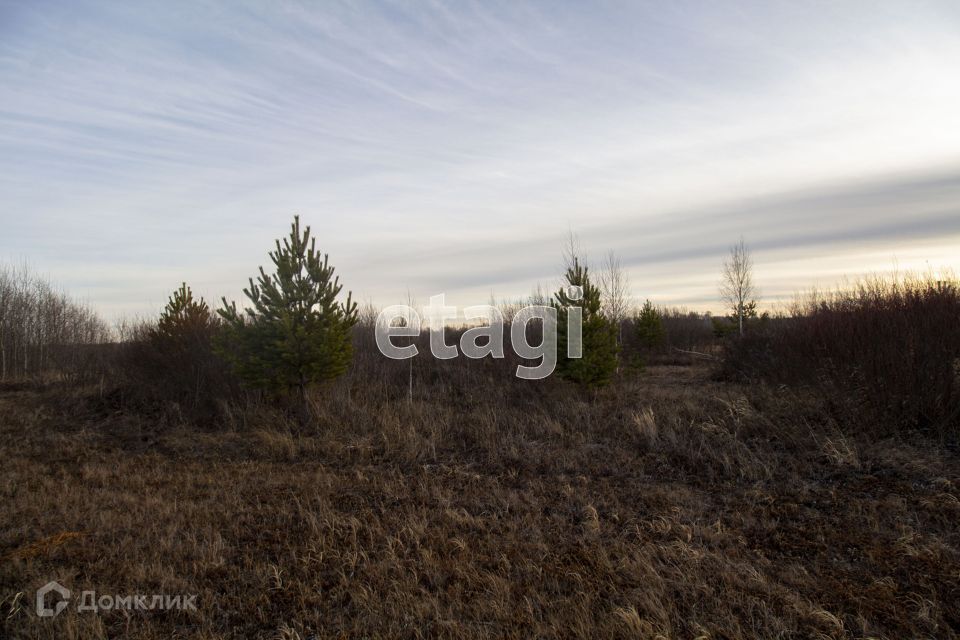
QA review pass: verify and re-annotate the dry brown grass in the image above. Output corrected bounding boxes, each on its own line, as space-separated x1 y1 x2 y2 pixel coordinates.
1 364 958 639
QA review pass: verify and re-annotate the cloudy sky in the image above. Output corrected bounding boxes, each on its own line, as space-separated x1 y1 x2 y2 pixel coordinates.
2 0 960 318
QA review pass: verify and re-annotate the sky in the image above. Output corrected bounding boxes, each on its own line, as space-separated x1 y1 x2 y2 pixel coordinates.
2 0 960 320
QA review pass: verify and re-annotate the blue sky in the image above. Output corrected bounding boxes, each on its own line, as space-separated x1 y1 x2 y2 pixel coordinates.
2 0 960 318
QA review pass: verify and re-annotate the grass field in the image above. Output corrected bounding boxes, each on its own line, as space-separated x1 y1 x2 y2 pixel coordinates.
2 364 958 639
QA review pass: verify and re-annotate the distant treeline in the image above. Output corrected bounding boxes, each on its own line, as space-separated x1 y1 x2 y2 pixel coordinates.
0 263 111 381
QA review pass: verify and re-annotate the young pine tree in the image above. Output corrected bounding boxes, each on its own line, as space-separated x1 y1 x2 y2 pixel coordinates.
217 216 358 411
152 282 214 345
553 258 618 386
145 283 221 413
634 299 665 350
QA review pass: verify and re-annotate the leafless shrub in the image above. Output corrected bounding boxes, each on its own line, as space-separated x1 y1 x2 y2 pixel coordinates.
723 272 960 438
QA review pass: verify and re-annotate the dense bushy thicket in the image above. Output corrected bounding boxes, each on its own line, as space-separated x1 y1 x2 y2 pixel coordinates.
100 313 565 433
108 217 362 424
722 275 960 438
107 286 240 424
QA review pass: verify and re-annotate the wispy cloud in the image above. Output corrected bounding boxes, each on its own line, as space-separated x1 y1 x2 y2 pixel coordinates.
2 0 960 317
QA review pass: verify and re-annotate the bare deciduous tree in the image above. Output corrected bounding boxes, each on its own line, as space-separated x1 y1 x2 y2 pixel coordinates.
0 263 111 381
561 228 583 275
720 237 758 336
598 250 631 345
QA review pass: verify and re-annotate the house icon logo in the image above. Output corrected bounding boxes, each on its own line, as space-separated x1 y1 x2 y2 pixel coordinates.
36 581 70 618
